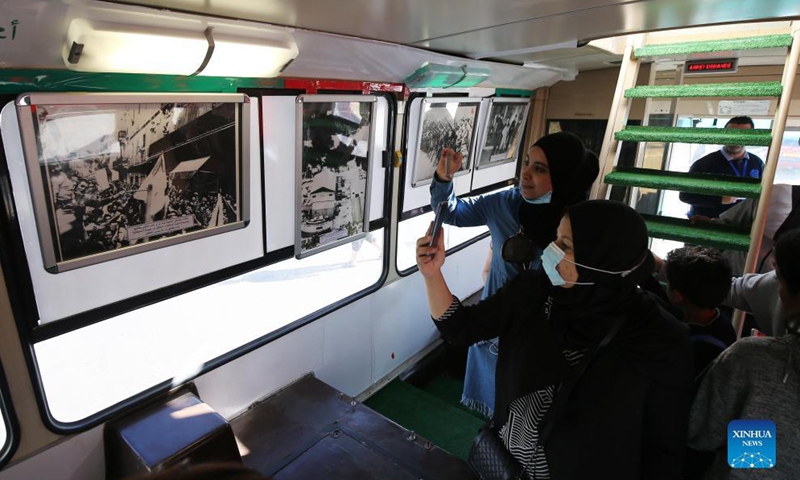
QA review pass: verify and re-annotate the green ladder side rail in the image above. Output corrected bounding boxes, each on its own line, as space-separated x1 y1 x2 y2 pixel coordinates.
605 167 762 199
635 34 793 58
615 126 772 146
642 214 751 251
625 81 783 99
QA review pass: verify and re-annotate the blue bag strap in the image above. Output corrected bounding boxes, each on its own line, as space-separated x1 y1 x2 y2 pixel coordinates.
690 334 729 351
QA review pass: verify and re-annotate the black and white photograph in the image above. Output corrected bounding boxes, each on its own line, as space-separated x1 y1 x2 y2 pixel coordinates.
412 100 479 186
20 95 247 272
297 96 375 258
477 100 529 169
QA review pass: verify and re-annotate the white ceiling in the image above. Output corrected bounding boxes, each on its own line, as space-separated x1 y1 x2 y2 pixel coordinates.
107 0 800 71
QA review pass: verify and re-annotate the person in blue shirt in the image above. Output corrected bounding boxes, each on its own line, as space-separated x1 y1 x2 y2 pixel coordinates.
429 131 599 418
679 116 765 218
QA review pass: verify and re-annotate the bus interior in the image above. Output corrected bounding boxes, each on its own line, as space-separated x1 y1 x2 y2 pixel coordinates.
1 1 800 478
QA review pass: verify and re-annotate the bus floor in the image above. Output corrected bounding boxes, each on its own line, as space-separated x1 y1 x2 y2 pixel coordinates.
364 342 486 461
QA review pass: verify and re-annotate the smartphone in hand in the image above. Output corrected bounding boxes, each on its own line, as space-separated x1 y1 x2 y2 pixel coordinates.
429 200 447 248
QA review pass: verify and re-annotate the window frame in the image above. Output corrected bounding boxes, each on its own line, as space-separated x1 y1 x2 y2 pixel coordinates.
0 347 20 470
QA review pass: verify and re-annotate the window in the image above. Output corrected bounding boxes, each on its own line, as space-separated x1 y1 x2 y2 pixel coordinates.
396 95 521 273
35 229 386 424
648 116 800 258
396 211 488 272
6 92 394 427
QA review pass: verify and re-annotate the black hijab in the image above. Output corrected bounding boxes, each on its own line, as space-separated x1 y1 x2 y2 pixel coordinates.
494 201 691 424
547 201 656 348
548 201 689 389
518 132 600 249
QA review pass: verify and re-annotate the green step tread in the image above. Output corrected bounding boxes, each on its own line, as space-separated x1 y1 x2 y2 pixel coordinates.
615 126 772 146
364 380 484 461
635 34 793 58
605 167 762 198
642 214 751 251
625 82 782 99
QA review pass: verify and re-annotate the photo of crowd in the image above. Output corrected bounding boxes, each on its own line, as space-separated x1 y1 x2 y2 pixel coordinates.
298 99 373 256
477 101 528 169
34 101 242 268
412 101 479 186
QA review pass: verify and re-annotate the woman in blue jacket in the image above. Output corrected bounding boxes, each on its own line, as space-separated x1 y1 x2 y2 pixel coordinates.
429 131 599 418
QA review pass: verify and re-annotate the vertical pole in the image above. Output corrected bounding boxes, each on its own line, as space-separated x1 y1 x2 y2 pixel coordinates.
591 34 644 200
733 22 800 338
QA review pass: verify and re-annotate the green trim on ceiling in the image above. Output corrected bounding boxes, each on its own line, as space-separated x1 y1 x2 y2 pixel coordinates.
494 88 534 97
0 69 283 94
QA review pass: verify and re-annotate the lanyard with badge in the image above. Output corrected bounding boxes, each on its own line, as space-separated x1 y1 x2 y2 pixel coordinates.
728 157 749 178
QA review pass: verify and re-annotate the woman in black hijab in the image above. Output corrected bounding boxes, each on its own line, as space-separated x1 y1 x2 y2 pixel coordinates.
431 131 600 419
417 200 693 480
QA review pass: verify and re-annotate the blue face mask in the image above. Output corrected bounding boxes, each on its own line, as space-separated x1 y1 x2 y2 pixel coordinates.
542 241 646 287
522 190 552 205
541 242 567 286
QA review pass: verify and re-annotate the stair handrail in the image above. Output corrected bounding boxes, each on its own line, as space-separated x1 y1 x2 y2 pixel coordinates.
591 34 644 200
733 21 800 337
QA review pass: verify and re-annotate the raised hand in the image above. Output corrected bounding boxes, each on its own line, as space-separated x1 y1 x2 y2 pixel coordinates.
435 148 464 182
416 222 445 277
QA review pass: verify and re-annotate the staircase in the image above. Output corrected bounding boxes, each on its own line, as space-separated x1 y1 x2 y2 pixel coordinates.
592 25 800 336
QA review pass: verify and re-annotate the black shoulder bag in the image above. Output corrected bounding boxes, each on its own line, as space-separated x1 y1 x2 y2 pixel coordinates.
467 315 625 480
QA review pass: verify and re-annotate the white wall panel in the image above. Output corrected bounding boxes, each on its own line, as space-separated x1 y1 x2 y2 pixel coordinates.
371 276 440 382
194 320 324 419
0 427 103 480
262 96 297 252
316 300 373 396
372 236 487 381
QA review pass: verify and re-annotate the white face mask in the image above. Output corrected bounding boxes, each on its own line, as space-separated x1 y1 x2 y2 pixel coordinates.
522 190 552 205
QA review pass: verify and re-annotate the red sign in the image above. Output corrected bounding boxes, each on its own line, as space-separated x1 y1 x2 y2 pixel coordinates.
685 58 738 74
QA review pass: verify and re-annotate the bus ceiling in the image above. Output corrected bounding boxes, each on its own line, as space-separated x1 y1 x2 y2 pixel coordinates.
0 0 800 88
105 0 800 67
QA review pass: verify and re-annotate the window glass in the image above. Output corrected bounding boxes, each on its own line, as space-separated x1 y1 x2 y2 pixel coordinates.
35 230 384 423
650 116 800 259
397 212 489 272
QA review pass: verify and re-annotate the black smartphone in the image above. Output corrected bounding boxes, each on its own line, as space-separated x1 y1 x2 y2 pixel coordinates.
429 200 447 247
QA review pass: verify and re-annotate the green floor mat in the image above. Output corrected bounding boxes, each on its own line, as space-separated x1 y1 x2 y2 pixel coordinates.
421 372 489 420
364 380 485 461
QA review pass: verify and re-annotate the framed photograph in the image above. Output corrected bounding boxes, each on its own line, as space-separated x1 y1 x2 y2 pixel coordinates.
411 98 480 187
477 98 530 170
16 93 250 273
295 95 377 259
